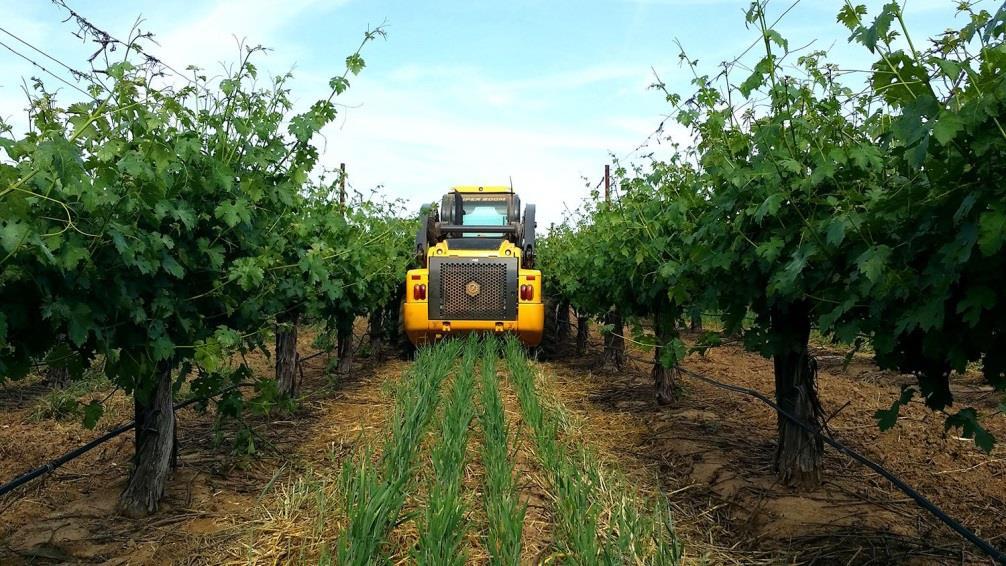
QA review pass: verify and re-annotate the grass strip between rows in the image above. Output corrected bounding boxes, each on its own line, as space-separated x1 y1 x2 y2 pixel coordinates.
477 339 526 565
414 335 480 565
504 338 603 562
504 337 683 565
333 340 462 565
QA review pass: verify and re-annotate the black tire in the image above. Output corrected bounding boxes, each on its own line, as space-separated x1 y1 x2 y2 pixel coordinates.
537 295 561 360
396 299 416 360
521 204 536 269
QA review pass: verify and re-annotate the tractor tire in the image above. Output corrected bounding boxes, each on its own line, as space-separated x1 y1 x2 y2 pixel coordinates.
537 295 561 360
396 299 416 360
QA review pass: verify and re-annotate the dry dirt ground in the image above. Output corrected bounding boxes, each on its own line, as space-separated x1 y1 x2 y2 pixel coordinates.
539 331 1005 565
0 330 408 565
0 327 1003 564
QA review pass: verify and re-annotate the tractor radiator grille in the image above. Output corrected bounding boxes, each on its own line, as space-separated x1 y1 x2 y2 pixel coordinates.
429 257 518 321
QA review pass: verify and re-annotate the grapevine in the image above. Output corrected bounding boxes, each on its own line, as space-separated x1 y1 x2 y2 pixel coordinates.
540 0 1006 486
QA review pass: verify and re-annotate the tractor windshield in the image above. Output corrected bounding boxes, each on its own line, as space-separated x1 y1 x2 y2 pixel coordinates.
461 200 508 226
459 194 511 238
452 193 519 237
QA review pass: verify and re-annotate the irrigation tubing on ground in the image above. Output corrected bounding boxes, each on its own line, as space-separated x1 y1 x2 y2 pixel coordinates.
0 383 252 498
676 366 1006 564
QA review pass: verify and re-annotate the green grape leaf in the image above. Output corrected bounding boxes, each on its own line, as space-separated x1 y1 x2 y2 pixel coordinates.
765 29 789 52
345 53 366 75
739 69 766 98
754 193 784 223
826 218 847 246
82 400 104 430
933 58 962 81
117 151 152 179
849 145 883 170
67 304 93 347
1 220 28 253
329 76 350 94
837 3 867 31
756 237 785 262
933 112 964 145
162 255 185 278
944 408 995 453
956 286 995 327
151 335 175 361
977 209 1006 255
659 338 687 368
60 246 90 270
195 338 223 373
214 200 251 228
861 3 898 53
872 52 930 107
95 140 125 162
856 245 891 283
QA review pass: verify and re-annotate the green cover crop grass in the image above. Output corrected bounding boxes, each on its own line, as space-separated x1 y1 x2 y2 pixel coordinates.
505 338 682 565
334 341 461 565
477 339 526 565
415 336 480 565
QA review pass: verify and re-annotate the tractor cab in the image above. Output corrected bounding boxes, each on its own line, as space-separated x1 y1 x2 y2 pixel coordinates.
416 186 536 268
443 186 519 236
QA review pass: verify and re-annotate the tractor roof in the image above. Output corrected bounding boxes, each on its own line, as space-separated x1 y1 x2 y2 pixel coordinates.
451 185 512 194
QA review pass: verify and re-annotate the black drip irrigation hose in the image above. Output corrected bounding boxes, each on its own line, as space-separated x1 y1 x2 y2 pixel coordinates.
0 383 250 498
676 367 1006 564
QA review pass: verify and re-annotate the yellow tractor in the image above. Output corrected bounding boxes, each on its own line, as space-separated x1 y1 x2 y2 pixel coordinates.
402 185 543 346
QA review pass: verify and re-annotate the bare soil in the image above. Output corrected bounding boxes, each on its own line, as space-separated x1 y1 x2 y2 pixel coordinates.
538 331 1005 565
0 330 406 565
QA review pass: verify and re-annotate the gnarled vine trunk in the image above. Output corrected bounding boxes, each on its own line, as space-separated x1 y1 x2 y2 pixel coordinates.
602 307 625 369
119 361 176 517
275 314 299 397
576 313 589 355
689 306 703 332
394 299 415 360
43 337 72 387
44 364 71 388
557 299 571 341
652 307 678 405
336 318 354 375
770 301 823 488
542 295 560 358
368 309 386 360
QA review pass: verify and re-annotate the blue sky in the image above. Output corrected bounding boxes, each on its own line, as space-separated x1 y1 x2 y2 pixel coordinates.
0 0 967 224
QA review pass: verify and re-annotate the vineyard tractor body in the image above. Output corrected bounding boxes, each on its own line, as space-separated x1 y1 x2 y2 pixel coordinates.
403 185 543 346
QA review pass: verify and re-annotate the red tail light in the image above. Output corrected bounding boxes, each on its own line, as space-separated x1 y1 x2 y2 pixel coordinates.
413 283 426 300
520 285 534 301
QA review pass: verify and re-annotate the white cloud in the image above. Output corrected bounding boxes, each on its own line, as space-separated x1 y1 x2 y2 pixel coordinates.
381 62 650 113
155 0 347 73
319 66 670 227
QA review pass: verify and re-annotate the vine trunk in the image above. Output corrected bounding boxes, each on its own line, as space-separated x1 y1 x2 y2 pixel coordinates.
276 315 299 397
603 308 625 369
771 301 823 488
119 361 176 517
